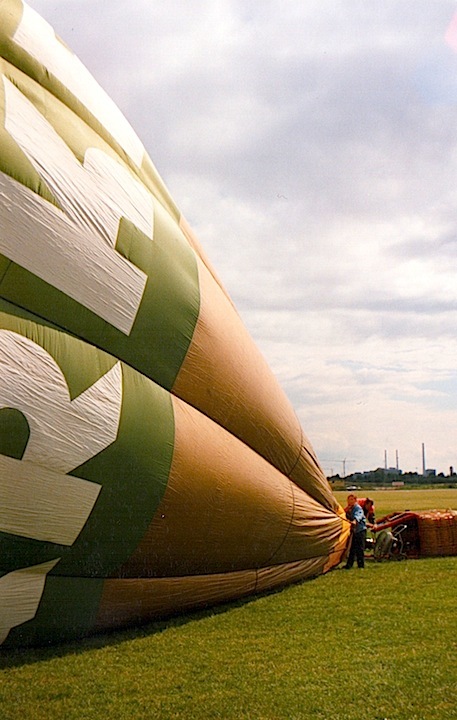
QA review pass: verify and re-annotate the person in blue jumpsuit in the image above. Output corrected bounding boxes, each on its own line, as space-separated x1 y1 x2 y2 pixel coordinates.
344 494 367 569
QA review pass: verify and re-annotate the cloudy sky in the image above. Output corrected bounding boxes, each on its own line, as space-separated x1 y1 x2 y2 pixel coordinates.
28 0 457 477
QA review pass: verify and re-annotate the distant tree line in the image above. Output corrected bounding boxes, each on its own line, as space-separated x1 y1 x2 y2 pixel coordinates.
328 467 457 487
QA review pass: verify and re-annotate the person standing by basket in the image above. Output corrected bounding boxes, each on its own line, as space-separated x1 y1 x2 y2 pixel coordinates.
344 496 376 527
359 497 376 527
344 494 367 569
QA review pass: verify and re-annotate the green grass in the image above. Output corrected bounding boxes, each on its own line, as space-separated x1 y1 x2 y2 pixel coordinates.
1 489 456 720
334 486 457 519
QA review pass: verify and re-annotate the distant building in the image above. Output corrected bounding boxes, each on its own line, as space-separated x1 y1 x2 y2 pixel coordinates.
385 467 402 476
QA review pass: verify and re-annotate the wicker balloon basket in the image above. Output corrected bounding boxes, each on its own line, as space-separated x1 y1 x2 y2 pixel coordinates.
416 510 457 557
372 509 457 558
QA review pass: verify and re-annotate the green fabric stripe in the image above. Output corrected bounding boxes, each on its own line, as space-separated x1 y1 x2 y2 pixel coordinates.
0 59 60 206
0 310 175 579
0 304 117 397
58 364 174 577
0 2 201 646
0 210 200 389
0 296 57 325
0 407 29 459
0 532 69 573
0 256 11 283
2 575 105 649
0 0 179 219
0 0 138 176
0 53 200 389
0 1 22 54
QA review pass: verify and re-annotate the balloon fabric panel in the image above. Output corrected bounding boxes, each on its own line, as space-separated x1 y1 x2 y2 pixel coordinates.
0 0 350 648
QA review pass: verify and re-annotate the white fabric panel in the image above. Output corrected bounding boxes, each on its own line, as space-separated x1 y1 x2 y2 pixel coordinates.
2 77 149 335
0 455 101 544
84 148 153 240
13 2 145 166
0 330 122 473
0 559 59 645
0 330 121 642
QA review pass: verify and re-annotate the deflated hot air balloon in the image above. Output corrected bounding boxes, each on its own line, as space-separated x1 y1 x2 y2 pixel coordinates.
0 0 350 648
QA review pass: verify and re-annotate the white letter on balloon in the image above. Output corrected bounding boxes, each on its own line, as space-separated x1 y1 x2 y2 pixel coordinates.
0 76 152 335
0 330 122 644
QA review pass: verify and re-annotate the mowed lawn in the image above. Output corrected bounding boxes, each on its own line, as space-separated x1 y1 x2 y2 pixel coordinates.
1 489 456 720
334 486 457 519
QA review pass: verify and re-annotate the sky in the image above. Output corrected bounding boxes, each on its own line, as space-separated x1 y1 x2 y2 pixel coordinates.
27 0 457 477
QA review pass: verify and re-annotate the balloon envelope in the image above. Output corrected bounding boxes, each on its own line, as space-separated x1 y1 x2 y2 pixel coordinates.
0 0 349 647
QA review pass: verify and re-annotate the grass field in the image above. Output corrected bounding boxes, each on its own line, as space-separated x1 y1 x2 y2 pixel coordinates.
334 486 457 519
1 488 456 720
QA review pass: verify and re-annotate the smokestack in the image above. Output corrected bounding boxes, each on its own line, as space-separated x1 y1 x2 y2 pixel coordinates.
422 443 426 476
396 449 399 470
384 449 387 470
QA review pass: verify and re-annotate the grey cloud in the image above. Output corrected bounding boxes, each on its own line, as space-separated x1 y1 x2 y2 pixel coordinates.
28 0 457 473
393 232 457 259
41 0 457 233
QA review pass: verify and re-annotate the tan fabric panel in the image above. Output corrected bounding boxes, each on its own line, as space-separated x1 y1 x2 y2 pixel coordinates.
95 556 333 632
118 397 293 577
172 256 305 481
323 520 351 573
255 556 328 591
268 483 344 565
289 444 341 512
118 397 341 578
94 570 257 631
179 215 233 306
